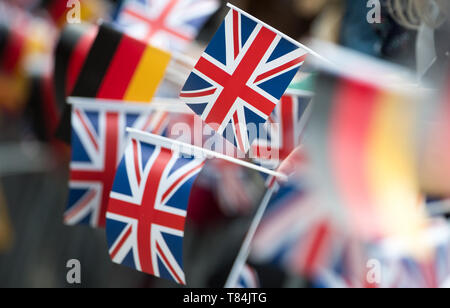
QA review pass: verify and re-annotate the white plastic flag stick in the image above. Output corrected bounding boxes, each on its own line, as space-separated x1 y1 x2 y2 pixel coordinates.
171 51 197 68
226 3 335 67
67 96 194 114
224 184 277 288
127 128 288 180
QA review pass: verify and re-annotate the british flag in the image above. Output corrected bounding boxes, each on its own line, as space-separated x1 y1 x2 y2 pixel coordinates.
65 104 170 228
115 0 219 52
250 182 341 277
250 94 313 168
180 7 308 154
234 264 260 288
105 132 205 284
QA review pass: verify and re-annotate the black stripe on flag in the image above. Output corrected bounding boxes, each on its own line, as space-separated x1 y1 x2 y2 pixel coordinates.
71 23 123 98
53 24 90 110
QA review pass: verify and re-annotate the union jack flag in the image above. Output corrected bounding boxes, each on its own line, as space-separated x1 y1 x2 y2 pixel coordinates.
180 7 308 153
66 104 170 228
251 94 313 168
115 0 219 52
250 182 341 277
105 132 205 284
234 264 260 288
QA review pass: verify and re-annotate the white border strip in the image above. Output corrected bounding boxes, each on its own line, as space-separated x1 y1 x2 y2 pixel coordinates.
127 128 288 180
171 52 197 68
285 88 315 97
67 97 194 114
226 3 333 66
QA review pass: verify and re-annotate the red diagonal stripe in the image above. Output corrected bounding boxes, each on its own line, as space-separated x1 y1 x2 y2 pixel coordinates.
75 110 99 151
195 57 231 86
156 242 184 284
161 163 205 204
233 9 240 60
133 139 141 186
254 54 307 84
110 225 133 260
180 88 216 98
205 26 277 126
64 189 97 222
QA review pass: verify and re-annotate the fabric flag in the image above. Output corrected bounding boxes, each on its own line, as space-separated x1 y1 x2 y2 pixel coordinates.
115 0 219 52
250 93 312 169
56 23 172 143
0 184 12 252
71 23 171 102
234 264 260 288
53 23 98 110
305 72 427 242
180 5 308 154
250 182 340 278
66 102 171 227
105 130 205 284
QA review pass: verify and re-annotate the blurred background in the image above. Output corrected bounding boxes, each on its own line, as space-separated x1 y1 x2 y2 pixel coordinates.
0 0 449 288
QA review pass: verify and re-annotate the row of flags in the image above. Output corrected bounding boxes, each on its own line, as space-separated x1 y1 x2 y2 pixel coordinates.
1 0 450 288
56 1 311 285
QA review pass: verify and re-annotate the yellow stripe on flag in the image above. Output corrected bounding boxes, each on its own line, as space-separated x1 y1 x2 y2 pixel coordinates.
367 91 426 249
125 46 171 103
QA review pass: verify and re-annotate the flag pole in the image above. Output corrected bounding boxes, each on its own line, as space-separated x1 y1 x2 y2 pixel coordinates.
127 128 288 180
67 96 194 114
224 181 277 288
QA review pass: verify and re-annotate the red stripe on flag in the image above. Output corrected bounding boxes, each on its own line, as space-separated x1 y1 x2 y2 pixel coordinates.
180 88 216 98
67 26 99 95
75 110 99 151
132 139 141 185
302 221 330 277
64 189 97 222
110 225 133 260
254 54 307 84
329 79 381 238
233 10 240 59
96 35 147 99
161 163 205 204
156 242 184 284
2 29 26 74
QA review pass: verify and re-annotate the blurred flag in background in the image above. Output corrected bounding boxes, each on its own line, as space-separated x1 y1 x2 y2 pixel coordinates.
115 0 219 52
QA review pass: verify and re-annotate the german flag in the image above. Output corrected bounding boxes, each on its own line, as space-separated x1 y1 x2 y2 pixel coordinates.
306 73 426 243
71 23 171 101
0 22 26 75
54 23 98 110
56 23 172 142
